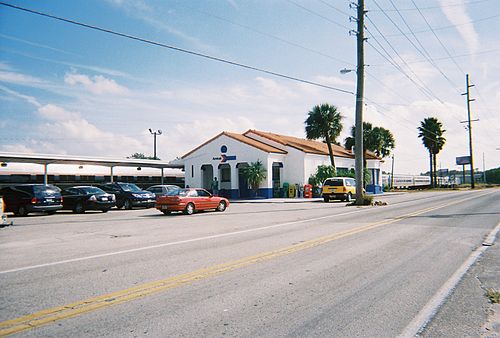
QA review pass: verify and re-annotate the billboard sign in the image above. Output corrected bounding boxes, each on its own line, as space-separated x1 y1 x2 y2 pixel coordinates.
456 156 471 165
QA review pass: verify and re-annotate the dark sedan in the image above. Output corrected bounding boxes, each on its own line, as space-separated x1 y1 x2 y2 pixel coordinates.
62 186 116 213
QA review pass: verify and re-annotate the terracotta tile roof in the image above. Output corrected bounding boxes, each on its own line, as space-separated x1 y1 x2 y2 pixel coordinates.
244 129 376 159
181 131 287 159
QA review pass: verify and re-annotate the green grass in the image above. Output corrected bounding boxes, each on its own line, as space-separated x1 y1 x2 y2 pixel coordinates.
486 289 500 304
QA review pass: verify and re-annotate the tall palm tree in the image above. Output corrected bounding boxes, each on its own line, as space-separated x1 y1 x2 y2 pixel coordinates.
305 103 343 168
417 117 446 187
344 122 394 165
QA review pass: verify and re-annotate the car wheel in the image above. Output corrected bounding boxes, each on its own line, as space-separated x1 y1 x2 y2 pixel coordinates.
323 197 329 203
102 208 110 213
17 206 28 217
184 203 195 215
73 202 85 214
124 199 132 210
216 201 226 212
346 193 352 202
162 210 171 215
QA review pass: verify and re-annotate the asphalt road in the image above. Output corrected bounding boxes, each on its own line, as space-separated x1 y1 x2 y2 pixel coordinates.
0 189 499 337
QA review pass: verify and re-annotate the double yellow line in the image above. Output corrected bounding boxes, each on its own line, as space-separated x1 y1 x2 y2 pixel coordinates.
0 191 493 336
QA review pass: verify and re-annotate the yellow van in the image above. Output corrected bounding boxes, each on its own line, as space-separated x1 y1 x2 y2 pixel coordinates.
322 177 356 202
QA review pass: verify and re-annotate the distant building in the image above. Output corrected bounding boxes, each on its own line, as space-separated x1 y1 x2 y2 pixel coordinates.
181 129 383 198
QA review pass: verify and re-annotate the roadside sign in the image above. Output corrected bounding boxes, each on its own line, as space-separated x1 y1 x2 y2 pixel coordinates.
456 156 471 165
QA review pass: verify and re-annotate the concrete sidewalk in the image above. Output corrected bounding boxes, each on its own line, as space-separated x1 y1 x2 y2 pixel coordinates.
230 191 405 203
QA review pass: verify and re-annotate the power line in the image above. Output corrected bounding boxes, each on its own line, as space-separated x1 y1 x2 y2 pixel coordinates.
411 0 466 76
375 0 462 95
0 2 354 95
364 15 445 103
284 0 351 31
369 0 493 12
176 3 354 67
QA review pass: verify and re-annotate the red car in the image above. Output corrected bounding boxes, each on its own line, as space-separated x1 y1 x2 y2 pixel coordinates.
155 188 229 215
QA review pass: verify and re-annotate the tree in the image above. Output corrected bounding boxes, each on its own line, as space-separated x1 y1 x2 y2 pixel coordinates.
308 165 336 187
344 122 395 166
417 117 446 187
128 153 160 160
240 160 267 197
305 103 343 168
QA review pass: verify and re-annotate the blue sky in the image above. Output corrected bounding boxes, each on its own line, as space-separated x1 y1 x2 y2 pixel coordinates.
0 0 499 175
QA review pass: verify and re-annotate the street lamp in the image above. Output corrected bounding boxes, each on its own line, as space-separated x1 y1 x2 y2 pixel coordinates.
340 68 355 75
149 128 162 160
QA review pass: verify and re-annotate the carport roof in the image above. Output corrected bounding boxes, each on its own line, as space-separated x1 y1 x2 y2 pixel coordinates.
0 152 184 169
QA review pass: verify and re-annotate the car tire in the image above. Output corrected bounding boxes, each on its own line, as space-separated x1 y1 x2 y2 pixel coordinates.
184 203 195 215
124 199 132 210
73 202 85 214
216 201 226 212
16 206 28 217
162 210 171 215
346 193 352 202
323 197 329 203
102 208 110 213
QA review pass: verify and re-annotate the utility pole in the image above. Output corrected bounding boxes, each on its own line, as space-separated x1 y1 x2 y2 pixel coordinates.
149 128 162 160
390 155 394 189
354 0 366 204
461 74 477 189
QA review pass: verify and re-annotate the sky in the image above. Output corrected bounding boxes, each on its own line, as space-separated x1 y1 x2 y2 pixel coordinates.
0 0 499 176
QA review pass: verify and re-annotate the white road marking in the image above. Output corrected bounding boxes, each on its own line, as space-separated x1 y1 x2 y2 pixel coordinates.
399 221 500 338
0 208 366 274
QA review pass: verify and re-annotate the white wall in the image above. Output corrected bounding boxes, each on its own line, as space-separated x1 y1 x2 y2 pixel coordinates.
183 134 273 189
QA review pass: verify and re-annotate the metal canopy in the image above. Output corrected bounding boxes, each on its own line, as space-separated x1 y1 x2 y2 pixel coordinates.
0 152 184 185
0 152 184 169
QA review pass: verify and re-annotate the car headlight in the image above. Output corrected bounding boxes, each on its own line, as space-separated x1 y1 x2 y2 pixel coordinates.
132 193 143 198
89 195 97 201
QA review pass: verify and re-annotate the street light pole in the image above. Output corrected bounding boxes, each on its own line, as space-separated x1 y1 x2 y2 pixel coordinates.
354 0 365 204
149 128 162 160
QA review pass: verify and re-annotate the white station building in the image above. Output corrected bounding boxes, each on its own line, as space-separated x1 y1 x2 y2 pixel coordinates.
181 129 383 199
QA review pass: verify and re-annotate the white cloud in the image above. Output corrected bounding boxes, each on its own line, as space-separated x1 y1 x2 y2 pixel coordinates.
64 72 129 95
439 0 479 54
0 70 47 87
0 85 41 107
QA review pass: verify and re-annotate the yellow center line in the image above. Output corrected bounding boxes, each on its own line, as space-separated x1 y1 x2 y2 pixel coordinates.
0 190 494 336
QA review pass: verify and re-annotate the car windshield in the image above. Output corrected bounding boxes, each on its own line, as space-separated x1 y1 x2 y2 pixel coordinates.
324 179 343 186
80 187 106 194
119 183 142 192
166 189 189 197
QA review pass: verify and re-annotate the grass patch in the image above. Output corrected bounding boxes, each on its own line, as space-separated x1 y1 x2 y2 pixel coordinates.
347 194 374 206
486 288 500 303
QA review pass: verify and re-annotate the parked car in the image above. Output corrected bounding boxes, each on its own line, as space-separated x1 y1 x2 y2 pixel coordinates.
146 184 181 197
155 188 229 215
61 186 116 213
0 184 63 216
322 177 357 202
98 182 156 209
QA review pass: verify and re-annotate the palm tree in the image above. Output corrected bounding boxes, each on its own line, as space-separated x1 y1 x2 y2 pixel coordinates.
344 122 395 165
370 126 396 158
240 160 267 197
417 117 446 187
305 103 343 168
